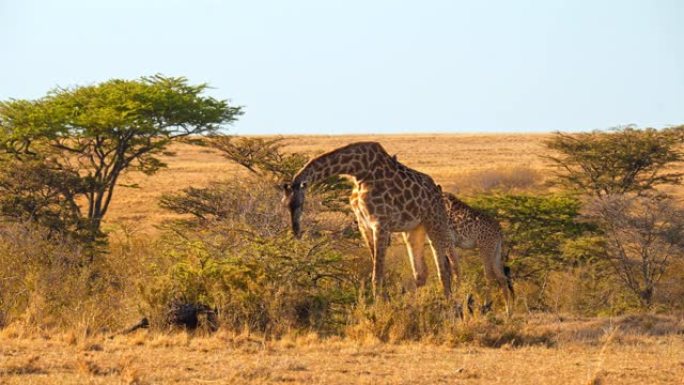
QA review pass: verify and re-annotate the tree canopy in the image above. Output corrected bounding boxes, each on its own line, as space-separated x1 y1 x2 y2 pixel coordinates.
544 127 683 197
0 75 242 242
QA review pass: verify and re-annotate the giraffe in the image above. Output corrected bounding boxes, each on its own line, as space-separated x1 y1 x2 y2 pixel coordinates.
442 192 514 315
282 142 458 299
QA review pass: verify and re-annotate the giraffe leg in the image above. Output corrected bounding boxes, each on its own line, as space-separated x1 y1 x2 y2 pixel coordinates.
425 230 452 299
371 224 391 300
446 247 461 292
402 225 428 288
481 240 513 316
353 209 375 259
481 259 497 314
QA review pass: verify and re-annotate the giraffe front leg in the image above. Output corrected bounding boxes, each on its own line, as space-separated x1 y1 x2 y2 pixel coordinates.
372 224 391 300
426 236 452 299
353 209 375 260
402 225 428 287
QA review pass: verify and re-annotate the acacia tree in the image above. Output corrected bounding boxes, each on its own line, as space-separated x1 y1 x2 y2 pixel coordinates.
544 125 684 310
585 195 684 308
199 136 309 181
544 126 683 197
0 159 85 236
0 75 242 243
195 136 352 211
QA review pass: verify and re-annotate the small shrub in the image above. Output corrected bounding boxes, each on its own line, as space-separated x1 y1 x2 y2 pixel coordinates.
346 286 555 346
346 287 461 343
0 221 126 330
145 178 360 336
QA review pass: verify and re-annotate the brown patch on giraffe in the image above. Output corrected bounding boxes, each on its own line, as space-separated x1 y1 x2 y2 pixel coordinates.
403 189 413 202
339 154 353 164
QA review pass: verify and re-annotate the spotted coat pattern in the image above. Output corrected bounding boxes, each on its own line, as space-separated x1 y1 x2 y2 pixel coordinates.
290 142 457 298
443 192 514 314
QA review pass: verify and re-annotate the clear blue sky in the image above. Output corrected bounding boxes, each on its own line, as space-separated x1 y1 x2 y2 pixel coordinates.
2 0 683 134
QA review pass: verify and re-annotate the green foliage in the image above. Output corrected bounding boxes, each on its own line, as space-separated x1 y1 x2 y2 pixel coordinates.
150 177 361 334
467 193 600 275
544 127 684 197
0 75 242 243
142 234 357 334
465 193 603 309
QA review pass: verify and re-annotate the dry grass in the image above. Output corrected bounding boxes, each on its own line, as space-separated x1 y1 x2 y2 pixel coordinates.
1 314 682 384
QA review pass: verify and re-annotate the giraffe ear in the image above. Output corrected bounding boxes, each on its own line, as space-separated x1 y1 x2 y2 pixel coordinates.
282 183 292 192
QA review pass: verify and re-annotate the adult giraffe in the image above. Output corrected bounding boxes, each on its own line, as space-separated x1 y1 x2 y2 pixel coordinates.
282 142 458 298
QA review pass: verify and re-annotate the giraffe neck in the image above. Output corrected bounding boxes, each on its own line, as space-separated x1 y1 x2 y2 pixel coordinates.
293 142 389 185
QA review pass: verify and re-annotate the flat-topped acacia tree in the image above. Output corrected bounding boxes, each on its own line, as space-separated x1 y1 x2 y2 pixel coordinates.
0 75 242 245
544 126 684 198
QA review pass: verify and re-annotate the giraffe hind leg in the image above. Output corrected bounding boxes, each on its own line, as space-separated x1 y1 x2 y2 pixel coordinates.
481 240 513 316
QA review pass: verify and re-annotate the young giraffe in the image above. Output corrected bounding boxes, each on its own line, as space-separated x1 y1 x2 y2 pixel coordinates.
442 192 514 315
282 142 458 298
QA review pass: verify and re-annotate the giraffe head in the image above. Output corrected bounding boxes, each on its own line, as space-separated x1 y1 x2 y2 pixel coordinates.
282 181 307 238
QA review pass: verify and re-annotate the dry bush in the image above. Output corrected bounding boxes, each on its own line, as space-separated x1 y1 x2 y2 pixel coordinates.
656 259 684 310
346 288 460 343
543 268 631 316
584 195 684 309
142 177 363 336
346 287 556 347
0 221 128 331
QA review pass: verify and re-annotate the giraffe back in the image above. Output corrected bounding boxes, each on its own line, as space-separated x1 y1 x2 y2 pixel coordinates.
442 192 502 249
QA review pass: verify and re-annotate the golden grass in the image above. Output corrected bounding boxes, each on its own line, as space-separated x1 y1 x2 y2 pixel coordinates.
1 315 682 385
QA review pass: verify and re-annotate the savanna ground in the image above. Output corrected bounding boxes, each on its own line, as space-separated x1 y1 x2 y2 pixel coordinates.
3 134 683 384
1 314 683 384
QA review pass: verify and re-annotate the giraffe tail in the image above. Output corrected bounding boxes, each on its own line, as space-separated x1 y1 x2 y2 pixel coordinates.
503 264 514 298
499 240 514 299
